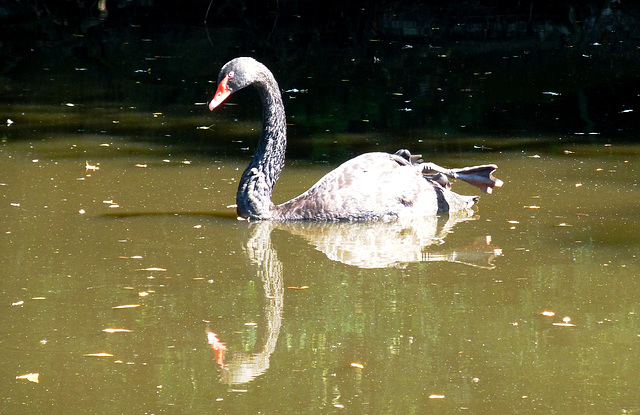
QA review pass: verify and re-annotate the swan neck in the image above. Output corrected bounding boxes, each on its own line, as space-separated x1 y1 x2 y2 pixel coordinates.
236 72 287 219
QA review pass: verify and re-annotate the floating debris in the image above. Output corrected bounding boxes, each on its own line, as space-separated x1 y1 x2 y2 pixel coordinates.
112 304 141 309
553 322 576 327
85 161 100 171
350 362 364 369
102 328 132 333
429 394 445 399
16 373 39 383
83 353 114 357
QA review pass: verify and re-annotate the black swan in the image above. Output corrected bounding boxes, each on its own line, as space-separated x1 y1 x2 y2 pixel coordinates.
209 57 502 221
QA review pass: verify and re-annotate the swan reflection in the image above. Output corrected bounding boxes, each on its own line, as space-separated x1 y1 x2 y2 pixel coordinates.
272 209 501 269
209 223 284 385
209 212 501 384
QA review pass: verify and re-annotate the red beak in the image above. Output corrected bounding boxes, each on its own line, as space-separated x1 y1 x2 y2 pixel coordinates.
209 75 231 110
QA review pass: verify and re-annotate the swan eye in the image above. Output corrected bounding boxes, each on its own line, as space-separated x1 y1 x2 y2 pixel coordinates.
228 71 235 79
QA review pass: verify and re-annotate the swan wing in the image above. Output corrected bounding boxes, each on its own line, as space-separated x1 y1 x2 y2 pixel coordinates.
275 153 443 220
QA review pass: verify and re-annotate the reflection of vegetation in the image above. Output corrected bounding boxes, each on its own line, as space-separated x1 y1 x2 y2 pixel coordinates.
2 0 640 160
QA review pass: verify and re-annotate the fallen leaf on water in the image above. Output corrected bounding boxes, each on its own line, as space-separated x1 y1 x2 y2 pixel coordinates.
135 163 147 168
429 394 445 399
524 206 540 209
553 322 576 327
32 297 46 300
136 267 166 271
102 328 133 333
83 353 114 357
85 161 100 171
16 373 39 383
350 362 364 369
11 300 24 306
112 304 140 309
245 322 257 326
138 291 149 297
556 223 572 227
541 311 555 317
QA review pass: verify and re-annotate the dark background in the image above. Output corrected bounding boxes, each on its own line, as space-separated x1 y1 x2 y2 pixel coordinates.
1 0 638 156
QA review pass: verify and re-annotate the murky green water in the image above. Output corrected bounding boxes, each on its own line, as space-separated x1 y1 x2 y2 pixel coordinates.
1 129 638 413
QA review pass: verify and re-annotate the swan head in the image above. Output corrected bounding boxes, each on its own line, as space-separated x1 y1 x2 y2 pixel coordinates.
209 57 266 111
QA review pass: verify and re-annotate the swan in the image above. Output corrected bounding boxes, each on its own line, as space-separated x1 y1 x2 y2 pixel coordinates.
209 57 501 221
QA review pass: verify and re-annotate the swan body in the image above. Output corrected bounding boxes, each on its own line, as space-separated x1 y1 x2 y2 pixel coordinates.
209 57 499 221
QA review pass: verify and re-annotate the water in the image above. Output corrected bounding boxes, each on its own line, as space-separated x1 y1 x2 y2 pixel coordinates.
2 8 640 414
2 131 639 414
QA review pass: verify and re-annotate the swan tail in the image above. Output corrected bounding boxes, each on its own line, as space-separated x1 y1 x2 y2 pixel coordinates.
449 165 503 194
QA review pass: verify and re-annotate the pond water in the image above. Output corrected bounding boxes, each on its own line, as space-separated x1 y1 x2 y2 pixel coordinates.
2 127 639 414
2 8 640 415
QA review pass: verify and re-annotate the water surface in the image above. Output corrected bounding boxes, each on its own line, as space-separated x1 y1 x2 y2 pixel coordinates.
1 131 638 414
